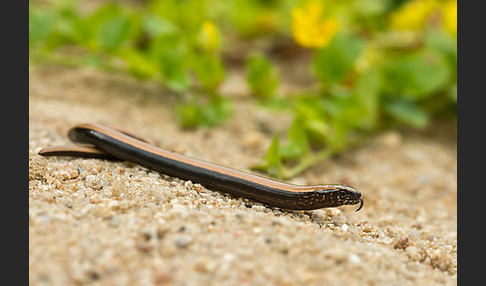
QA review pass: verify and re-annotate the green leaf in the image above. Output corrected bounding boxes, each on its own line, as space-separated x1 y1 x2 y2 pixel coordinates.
448 84 457 103
305 118 329 144
164 66 191 93
176 95 232 128
176 102 200 129
313 32 365 84
53 8 85 44
352 0 389 17
97 16 131 52
74 4 127 50
425 30 457 60
352 68 381 128
252 134 284 178
245 53 279 99
383 50 451 100
323 95 368 150
294 97 329 144
191 53 226 93
199 96 233 125
148 0 206 32
384 99 429 129
29 7 55 45
150 37 191 92
117 49 158 79
280 118 310 159
329 118 348 150
143 14 178 37
266 134 283 174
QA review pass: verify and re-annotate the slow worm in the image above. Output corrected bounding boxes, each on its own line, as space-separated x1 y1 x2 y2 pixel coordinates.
39 123 363 211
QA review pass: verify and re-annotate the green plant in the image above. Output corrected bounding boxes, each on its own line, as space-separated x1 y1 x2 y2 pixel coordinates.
245 53 280 101
253 0 456 178
29 0 457 178
29 0 231 128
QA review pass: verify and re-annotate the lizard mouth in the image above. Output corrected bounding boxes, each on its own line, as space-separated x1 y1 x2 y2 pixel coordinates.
343 198 364 212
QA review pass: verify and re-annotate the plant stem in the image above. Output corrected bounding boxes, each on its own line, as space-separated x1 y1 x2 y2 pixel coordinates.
283 148 334 179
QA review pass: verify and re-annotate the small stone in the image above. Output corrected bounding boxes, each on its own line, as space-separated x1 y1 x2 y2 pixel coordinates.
429 249 453 272
184 181 194 189
68 169 79 179
39 192 56 203
87 270 100 281
415 174 430 184
173 235 193 248
325 208 341 217
362 225 373 233
348 253 361 264
406 246 422 261
156 224 169 239
242 132 264 150
394 236 410 249
37 213 50 224
153 269 172 285
380 131 402 148
380 236 393 244
252 205 266 212
108 216 120 227
89 194 102 204
223 253 235 262
64 199 73 208
85 175 103 190
111 180 124 197
141 227 157 240
137 241 153 253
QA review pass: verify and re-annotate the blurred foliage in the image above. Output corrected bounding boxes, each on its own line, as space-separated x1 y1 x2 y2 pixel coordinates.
29 0 457 178
245 53 280 101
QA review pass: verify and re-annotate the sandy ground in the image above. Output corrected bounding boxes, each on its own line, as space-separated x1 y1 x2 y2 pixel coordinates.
29 65 457 285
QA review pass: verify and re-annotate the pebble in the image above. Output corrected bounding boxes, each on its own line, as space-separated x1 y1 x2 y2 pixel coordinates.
325 208 341 217
137 241 153 253
394 236 410 249
89 194 102 204
380 131 402 148
252 205 266 212
153 269 172 285
242 132 264 150
111 180 125 196
380 236 393 244
341 224 349 232
108 216 120 227
405 246 422 261
348 253 362 264
429 248 453 272
85 175 103 190
173 235 193 248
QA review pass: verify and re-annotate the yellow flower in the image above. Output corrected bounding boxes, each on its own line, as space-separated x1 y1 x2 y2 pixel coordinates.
291 0 340 48
442 0 457 36
389 0 438 31
198 20 221 53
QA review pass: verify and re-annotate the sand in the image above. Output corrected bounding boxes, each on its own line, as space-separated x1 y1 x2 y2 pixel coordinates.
29 65 457 285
